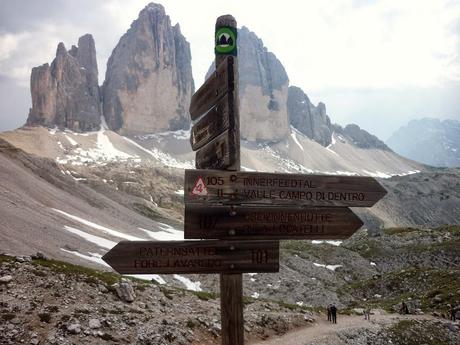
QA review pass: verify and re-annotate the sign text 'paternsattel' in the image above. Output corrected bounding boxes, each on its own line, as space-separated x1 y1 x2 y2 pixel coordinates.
102 240 279 275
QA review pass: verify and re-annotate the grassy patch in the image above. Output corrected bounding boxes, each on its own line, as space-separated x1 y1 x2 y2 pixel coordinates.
192 290 217 301
132 203 167 222
0 255 14 264
388 319 457 345
383 227 421 236
341 267 460 312
31 257 120 285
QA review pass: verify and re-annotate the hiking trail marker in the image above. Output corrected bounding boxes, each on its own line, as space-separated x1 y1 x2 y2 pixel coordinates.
103 14 387 345
190 176 208 196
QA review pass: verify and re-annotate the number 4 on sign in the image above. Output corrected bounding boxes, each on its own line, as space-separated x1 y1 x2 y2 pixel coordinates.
191 177 208 196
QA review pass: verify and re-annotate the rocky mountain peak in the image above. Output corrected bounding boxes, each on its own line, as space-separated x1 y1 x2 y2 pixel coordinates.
287 86 333 146
334 123 390 150
102 2 194 135
26 34 101 132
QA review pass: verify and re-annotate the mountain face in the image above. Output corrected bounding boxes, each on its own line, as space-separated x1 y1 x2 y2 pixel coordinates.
333 124 389 150
102 3 194 136
287 86 332 146
387 118 460 167
237 26 290 142
287 86 389 150
26 34 101 132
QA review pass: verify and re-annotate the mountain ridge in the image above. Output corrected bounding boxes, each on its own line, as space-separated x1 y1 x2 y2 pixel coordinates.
387 117 460 167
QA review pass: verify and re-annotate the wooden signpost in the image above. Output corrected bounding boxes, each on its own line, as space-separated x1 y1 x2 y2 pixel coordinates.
185 170 387 207
102 240 279 274
184 205 364 240
103 14 388 345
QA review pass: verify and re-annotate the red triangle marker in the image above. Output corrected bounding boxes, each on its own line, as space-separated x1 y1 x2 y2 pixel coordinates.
191 176 208 196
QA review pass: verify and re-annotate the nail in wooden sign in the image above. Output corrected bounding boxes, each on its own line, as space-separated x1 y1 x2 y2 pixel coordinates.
184 170 387 207
184 205 363 240
102 240 279 274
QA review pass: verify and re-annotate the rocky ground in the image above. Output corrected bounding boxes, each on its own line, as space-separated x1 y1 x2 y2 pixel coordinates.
0 254 313 345
2 253 459 345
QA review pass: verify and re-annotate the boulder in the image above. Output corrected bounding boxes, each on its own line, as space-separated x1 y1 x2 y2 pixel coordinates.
114 279 136 303
88 318 101 329
0 275 13 284
67 323 81 334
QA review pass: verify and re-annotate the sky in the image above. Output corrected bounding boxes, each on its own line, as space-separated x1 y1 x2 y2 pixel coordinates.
0 0 459 140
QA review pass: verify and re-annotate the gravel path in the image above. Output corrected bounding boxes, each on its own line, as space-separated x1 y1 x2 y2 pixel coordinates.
251 313 435 345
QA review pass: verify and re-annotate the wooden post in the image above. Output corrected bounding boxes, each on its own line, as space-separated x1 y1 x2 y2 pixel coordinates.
220 273 244 345
215 14 244 345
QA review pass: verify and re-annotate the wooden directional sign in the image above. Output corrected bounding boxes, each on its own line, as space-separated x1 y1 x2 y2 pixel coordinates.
185 170 387 207
189 56 234 120
184 205 363 240
195 130 239 170
102 240 279 274
189 54 239 170
190 95 230 151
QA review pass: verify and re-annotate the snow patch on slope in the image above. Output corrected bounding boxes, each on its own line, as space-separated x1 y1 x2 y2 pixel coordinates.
313 263 343 271
138 223 183 241
63 225 117 249
173 274 202 291
53 208 144 241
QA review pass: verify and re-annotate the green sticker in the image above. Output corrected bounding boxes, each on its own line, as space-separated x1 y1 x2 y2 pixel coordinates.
215 27 237 55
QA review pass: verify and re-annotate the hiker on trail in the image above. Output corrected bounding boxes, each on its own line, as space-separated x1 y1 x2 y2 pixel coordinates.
400 301 409 315
330 304 337 324
364 306 371 321
327 304 332 322
448 305 456 321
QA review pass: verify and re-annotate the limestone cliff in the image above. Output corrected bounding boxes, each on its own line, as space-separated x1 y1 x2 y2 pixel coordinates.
102 3 194 135
237 26 290 142
287 86 333 146
26 34 101 132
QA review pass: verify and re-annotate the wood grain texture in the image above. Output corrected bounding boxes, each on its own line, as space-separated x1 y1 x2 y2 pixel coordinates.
195 130 237 169
214 14 243 345
220 273 244 345
184 205 363 240
184 170 387 207
102 240 279 274
190 95 230 151
189 56 234 120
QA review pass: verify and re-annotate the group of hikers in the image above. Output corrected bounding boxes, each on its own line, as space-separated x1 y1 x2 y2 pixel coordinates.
326 304 338 323
325 301 457 324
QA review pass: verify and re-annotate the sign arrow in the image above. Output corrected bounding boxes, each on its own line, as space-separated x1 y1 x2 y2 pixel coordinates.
185 170 387 207
102 240 279 275
185 205 364 240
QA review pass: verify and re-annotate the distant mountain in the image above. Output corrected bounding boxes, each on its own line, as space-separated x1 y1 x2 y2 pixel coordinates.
26 34 101 132
387 118 460 167
103 3 194 135
26 3 194 136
